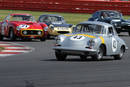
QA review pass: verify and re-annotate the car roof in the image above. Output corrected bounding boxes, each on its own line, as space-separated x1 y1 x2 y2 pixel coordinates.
79 21 113 27
40 14 63 17
10 13 32 16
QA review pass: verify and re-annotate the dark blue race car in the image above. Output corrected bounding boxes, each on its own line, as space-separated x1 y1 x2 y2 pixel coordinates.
88 10 130 36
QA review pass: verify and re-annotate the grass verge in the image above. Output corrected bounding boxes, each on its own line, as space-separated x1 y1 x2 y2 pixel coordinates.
0 10 130 24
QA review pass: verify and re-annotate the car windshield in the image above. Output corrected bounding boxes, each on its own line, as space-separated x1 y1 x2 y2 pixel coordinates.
101 11 121 18
75 24 105 34
39 16 62 22
9 15 36 22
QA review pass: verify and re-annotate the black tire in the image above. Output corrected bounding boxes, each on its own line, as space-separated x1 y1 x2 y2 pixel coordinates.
55 51 67 61
80 55 87 61
0 34 3 41
92 46 104 61
22 38 32 41
9 29 16 41
47 34 51 39
114 46 125 60
40 37 46 41
128 32 130 36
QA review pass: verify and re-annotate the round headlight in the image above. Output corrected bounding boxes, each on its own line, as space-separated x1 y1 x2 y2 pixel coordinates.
44 26 48 31
16 26 21 31
88 39 96 48
49 25 54 30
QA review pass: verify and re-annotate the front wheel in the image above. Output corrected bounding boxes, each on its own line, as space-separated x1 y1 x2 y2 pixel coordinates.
92 46 104 61
9 29 16 41
55 51 67 61
0 34 4 41
114 46 125 60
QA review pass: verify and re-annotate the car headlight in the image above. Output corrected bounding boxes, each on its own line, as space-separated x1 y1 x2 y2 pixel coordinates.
87 39 96 49
55 36 65 43
16 26 21 31
44 26 48 31
49 25 54 30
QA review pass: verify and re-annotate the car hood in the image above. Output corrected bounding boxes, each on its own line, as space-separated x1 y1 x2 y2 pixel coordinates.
11 21 43 29
61 33 100 47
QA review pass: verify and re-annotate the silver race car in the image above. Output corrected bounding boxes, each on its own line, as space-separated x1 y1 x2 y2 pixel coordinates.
53 21 128 61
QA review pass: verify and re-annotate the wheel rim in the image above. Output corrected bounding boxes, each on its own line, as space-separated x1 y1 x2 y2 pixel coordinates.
10 31 13 39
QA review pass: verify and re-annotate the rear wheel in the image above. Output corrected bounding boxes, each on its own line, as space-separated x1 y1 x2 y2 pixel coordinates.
9 29 16 41
92 46 104 61
0 34 3 41
55 51 67 61
128 32 130 36
40 37 46 41
114 46 125 60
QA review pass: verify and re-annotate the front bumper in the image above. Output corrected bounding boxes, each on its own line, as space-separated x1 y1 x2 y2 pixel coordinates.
17 29 44 39
53 46 97 56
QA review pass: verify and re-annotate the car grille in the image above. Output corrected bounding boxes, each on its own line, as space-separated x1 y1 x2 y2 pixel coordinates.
22 30 43 35
57 31 69 34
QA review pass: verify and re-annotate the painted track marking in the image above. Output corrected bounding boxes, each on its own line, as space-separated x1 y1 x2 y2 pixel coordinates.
0 42 33 57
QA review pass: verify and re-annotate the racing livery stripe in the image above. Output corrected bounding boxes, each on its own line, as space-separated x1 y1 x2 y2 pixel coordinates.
64 34 96 38
99 36 105 44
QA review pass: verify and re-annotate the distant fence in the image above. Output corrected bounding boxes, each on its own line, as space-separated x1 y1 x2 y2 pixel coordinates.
0 0 130 15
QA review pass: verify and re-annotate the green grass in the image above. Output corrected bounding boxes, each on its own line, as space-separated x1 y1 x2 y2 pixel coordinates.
0 10 130 24
0 47 4 51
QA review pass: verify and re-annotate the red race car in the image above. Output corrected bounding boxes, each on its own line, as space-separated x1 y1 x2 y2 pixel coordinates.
0 13 48 41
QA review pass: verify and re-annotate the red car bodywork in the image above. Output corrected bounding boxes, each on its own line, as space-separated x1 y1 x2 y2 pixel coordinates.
0 13 48 41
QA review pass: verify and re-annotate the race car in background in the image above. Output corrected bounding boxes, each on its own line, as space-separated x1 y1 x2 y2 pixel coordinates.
88 10 130 36
38 14 73 38
0 13 48 41
53 21 128 61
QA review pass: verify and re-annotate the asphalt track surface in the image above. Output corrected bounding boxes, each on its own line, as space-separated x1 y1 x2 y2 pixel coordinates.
0 33 130 87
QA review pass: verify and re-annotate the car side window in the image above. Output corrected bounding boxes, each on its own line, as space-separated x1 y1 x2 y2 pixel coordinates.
108 27 114 35
93 12 99 19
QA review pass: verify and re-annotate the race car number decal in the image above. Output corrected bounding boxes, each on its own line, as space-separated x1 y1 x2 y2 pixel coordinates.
70 35 85 41
112 37 117 52
19 25 30 29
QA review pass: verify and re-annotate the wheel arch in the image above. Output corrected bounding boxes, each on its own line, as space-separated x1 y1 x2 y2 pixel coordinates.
121 45 126 52
100 44 107 56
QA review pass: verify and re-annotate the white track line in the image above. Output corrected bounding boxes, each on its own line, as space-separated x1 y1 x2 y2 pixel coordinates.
5 47 31 49
0 54 15 57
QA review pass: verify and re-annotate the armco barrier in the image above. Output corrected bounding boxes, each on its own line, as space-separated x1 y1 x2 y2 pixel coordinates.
0 0 130 15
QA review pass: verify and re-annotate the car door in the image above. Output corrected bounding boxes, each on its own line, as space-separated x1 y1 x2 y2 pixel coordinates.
107 27 119 55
